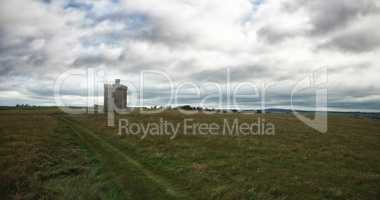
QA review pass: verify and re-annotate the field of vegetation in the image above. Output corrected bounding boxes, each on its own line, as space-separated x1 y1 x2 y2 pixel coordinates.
1 108 380 200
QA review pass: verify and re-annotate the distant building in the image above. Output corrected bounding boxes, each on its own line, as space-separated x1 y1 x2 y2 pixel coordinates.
104 79 128 112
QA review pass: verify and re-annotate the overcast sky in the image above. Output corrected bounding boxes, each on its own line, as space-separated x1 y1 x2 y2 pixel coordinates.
0 0 379 111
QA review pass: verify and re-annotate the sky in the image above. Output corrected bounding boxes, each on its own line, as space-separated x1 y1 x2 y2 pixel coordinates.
0 0 379 111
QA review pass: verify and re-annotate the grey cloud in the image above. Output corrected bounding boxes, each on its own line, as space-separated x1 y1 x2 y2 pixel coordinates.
117 53 168 73
0 36 49 77
257 26 295 44
284 0 379 35
328 62 372 74
72 54 120 68
191 65 273 83
92 11 193 47
26 87 97 98
139 87 174 100
329 86 380 100
0 0 379 111
310 0 377 35
0 2 70 80
267 0 380 46
318 30 380 53
130 17 194 48
281 0 380 52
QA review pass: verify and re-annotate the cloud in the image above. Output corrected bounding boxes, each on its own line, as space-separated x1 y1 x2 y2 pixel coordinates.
0 0 379 111
257 26 295 44
317 14 380 53
320 30 380 53
191 65 273 82
264 0 380 47
286 0 380 35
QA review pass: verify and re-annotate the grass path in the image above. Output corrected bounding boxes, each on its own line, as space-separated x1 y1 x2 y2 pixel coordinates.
59 116 189 200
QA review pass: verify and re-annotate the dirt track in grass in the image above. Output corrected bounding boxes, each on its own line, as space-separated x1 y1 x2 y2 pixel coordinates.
60 116 189 200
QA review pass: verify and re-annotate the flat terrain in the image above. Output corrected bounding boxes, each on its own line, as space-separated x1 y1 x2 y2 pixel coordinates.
1 108 380 199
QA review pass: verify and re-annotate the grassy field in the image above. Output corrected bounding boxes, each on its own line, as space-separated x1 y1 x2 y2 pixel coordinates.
1 108 380 199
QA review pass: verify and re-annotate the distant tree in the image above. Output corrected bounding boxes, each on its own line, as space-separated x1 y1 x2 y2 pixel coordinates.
178 105 193 110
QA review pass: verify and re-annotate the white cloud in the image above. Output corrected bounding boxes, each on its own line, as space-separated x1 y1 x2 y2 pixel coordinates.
0 0 379 110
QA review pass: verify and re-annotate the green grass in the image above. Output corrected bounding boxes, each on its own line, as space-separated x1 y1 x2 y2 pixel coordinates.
1 109 380 199
0 110 125 199
60 116 188 199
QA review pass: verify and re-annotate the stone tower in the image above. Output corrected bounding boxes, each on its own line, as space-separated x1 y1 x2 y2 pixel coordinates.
104 79 128 112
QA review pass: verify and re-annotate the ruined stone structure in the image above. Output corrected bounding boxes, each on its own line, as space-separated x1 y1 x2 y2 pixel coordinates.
104 79 128 112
